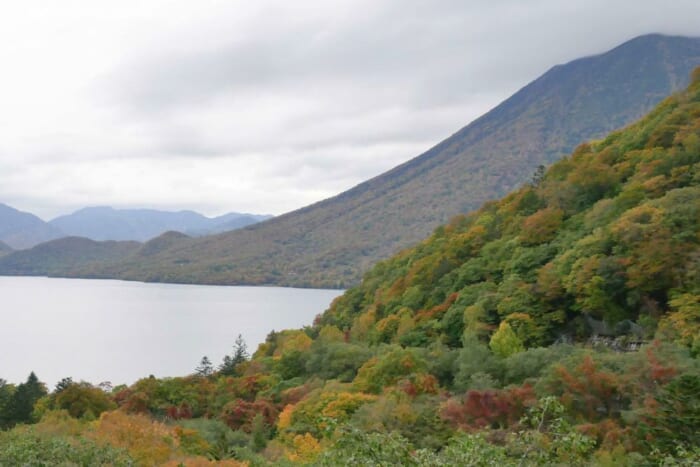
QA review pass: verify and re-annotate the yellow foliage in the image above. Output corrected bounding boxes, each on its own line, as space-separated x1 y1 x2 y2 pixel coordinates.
88 410 180 465
317 325 345 343
659 293 700 349
320 392 376 419
286 433 322 463
34 410 85 437
277 403 295 431
350 307 376 341
395 310 416 339
273 330 313 357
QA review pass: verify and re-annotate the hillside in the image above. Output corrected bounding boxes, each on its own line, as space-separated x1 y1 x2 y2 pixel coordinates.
321 66 700 347
71 34 700 287
2 34 699 287
3 72 698 466
0 236 141 277
49 206 271 242
0 203 63 249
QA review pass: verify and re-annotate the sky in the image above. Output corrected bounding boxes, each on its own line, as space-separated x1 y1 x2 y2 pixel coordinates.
1 0 699 220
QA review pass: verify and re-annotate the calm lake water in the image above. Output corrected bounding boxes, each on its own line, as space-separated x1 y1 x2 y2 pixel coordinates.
0 276 343 388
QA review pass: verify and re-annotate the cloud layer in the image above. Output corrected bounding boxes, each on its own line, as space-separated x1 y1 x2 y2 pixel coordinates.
1 0 699 219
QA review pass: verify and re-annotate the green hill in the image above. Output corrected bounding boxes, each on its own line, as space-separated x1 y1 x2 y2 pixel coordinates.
320 67 700 348
0 236 141 277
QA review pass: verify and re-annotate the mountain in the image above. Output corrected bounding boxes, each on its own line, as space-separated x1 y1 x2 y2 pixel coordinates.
107 34 700 287
48 207 272 242
0 203 64 249
3 34 700 287
320 67 700 347
0 240 12 256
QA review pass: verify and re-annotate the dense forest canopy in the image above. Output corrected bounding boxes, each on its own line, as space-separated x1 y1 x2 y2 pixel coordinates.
1 70 700 466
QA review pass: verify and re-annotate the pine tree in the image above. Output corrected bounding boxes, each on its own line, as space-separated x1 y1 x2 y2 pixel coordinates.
219 334 249 376
195 356 214 377
232 334 249 366
9 372 47 425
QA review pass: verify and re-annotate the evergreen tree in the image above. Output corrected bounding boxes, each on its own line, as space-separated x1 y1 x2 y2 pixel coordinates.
219 334 249 376
54 377 74 393
195 356 214 377
232 334 249 366
8 372 47 425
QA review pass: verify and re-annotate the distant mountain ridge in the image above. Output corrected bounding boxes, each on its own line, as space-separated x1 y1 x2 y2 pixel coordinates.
0 204 63 249
2 34 700 287
0 204 272 250
49 206 272 242
0 240 13 256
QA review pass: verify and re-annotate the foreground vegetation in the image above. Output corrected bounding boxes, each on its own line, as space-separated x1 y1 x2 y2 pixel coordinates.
2 69 700 465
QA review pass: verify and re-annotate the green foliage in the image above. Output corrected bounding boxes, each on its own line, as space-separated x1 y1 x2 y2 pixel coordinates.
42 381 116 420
489 321 525 358
0 428 133 466
305 341 372 382
638 374 700 453
6 372 47 426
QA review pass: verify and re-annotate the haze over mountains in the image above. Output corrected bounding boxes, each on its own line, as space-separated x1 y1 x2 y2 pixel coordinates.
0 204 64 250
1 34 699 287
49 207 272 242
0 204 271 249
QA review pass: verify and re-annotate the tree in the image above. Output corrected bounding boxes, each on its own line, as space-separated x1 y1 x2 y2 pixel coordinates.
232 334 249 365
220 334 249 376
195 356 214 377
489 322 524 358
0 379 16 429
8 372 47 425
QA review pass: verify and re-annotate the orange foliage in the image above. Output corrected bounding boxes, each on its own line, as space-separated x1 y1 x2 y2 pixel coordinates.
88 410 179 465
520 207 564 245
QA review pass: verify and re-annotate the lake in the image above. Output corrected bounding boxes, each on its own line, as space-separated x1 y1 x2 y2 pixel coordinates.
0 276 343 389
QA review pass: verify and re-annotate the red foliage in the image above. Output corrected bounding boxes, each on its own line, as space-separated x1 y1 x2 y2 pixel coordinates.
399 374 439 397
281 381 319 405
165 403 193 420
645 344 677 384
552 355 621 421
113 389 149 414
577 419 631 450
219 375 267 402
441 384 536 430
220 398 279 432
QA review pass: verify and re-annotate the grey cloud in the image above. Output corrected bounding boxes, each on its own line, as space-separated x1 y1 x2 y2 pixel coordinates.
2 0 700 219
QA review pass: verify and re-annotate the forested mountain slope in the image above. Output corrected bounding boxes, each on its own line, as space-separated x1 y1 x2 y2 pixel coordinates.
321 67 700 348
79 34 700 287
2 34 699 287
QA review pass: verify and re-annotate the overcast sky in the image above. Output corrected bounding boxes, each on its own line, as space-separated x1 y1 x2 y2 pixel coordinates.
1 0 699 220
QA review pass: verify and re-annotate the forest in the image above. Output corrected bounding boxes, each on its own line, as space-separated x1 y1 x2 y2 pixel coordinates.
1 70 700 465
